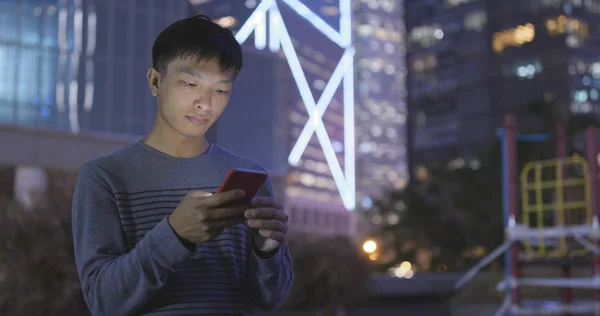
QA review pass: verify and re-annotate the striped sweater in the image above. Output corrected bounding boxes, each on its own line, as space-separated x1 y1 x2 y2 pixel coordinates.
72 141 294 315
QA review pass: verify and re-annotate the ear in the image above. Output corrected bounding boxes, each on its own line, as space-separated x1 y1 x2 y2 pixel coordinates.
147 68 161 97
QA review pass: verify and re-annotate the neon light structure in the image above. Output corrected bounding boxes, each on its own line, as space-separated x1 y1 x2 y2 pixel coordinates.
235 0 356 210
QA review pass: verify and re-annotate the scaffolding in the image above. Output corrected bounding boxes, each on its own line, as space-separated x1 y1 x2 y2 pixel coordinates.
454 115 600 316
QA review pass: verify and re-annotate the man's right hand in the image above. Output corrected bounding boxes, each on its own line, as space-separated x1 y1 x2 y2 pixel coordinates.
168 189 248 244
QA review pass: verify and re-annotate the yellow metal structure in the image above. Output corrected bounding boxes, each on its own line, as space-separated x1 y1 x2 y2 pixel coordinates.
520 156 592 258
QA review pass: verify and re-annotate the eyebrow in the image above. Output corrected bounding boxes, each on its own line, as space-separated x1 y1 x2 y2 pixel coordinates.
178 67 234 84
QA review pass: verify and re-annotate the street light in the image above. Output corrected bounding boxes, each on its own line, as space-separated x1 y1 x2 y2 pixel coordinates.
362 239 377 254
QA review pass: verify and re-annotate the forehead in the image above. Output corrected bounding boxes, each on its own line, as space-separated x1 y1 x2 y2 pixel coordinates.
167 57 235 79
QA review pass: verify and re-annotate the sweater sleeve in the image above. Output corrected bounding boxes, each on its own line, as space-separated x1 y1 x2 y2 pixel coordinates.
72 164 192 315
243 168 294 311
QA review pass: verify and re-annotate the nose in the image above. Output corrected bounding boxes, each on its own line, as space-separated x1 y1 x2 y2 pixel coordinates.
193 91 212 111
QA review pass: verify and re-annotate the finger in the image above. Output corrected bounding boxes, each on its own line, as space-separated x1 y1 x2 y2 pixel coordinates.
245 207 288 222
258 229 286 242
188 190 213 198
207 206 248 220
212 216 247 229
251 197 283 209
201 189 246 207
247 219 287 232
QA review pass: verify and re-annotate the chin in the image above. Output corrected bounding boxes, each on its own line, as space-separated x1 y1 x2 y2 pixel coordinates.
179 130 207 139
177 126 209 139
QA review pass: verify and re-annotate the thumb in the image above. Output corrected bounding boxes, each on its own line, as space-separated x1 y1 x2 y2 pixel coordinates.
188 190 213 198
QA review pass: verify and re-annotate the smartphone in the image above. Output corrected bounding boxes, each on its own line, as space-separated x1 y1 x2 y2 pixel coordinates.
216 168 268 203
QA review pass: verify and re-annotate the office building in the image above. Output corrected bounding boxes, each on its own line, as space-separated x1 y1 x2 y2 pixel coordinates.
1 0 193 206
354 0 408 209
197 0 408 234
405 0 600 171
195 0 357 235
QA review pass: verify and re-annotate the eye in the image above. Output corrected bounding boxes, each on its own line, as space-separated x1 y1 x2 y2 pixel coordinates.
180 80 197 88
216 89 230 95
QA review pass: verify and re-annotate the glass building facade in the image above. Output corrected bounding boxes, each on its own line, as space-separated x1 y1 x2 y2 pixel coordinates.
195 0 354 234
195 0 408 233
354 0 408 208
406 0 600 171
0 0 190 136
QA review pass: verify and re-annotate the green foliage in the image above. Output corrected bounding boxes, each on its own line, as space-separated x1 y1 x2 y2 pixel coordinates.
363 97 586 273
364 153 506 272
0 170 88 316
283 232 371 314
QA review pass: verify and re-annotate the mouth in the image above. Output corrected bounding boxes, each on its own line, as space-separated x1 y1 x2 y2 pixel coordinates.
186 115 210 125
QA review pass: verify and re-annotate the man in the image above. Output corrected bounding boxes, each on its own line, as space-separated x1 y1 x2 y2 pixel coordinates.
72 15 293 315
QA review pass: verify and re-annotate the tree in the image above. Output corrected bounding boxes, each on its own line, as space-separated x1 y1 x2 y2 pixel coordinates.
362 97 577 273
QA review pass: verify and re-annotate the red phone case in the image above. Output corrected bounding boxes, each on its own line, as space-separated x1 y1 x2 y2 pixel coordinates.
216 168 268 201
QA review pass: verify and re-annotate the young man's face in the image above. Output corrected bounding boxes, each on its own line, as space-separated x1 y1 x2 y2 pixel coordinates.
147 57 234 139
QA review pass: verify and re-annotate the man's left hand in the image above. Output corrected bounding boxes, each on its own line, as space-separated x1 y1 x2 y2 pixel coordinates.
245 197 288 255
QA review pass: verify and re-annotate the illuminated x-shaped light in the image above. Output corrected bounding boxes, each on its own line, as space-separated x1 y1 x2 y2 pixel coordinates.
235 0 355 210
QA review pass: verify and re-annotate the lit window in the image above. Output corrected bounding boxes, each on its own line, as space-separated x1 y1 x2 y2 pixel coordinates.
464 10 487 32
492 23 535 53
546 16 588 45
446 0 478 7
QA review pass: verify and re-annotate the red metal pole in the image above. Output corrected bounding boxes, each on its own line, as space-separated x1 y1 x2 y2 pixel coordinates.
586 128 600 315
506 114 520 307
557 123 572 316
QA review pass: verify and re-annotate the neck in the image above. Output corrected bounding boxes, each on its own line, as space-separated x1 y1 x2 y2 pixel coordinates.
144 119 209 159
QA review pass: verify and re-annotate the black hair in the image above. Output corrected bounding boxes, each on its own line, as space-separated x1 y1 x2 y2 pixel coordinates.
152 15 243 77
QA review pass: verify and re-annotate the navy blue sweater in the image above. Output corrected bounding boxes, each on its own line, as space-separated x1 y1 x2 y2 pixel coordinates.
72 141 293 315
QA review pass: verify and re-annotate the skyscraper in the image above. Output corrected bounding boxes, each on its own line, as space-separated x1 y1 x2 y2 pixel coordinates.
195 0 409 234
405 0 600 172
1 0 194 137
193 0 357 235
354 0 408 209
0 0 192 204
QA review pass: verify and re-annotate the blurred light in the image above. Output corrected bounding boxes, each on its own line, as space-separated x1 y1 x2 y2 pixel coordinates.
387 213 399 225
367 0 379 9
516 63 538 79
371 214 382 225
188 0 212 4
332 140 344 153
400 261 411 272
363 240 377 253
33 6 42 16
391 261 413 278
394 201 406 212
313 79 326 90
433 29 444 39
592 63 600 79
575 90 588 102
583 76 592 86
437 264 448 272
362 196 373 208
493 23 535 53
447 0 477 7
214 16 237 28
590 89 599 101
320 5 339 16
464 10 487 31
245 0 257 8
369 253 379 261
